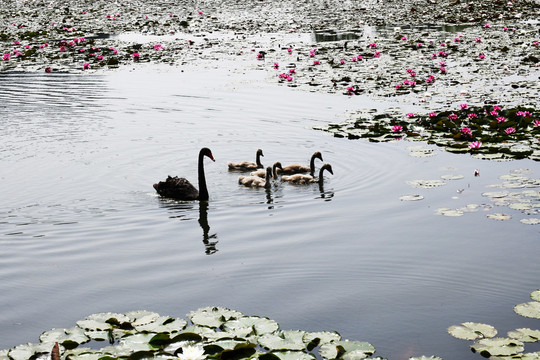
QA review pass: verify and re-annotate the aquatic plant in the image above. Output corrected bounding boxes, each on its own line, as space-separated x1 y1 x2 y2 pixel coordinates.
0 307 384 360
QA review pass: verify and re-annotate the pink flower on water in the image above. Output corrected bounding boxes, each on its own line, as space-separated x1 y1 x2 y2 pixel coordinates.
287 48 292 54
454 37 460 42
478 53 485 59
439 61 446 66
392 125 403 132
475 37 482 43
97 55 103 60
351 57 357 62
469 141 482 149
154 44 164 51
45 66 51 73
497 116 507 123
2 53 10 60
286 76 293 82
273 62 279 69
339 60 345 65
517 111 532 118
132 52 140 60
468 113 478 119
373 52 381 57
505 127 516 134
493 106 502 111
313 60 320 65
395 83 402 89
59 46 66 52
417 42 423 47
369 43 377 48
533 120 540 127
198 11 203 15
429 112 437 117
461 127 472 135
407 113 415 118
484 23 491 28
289 68 296 74
449 113 459 120
401 36 407 41
460 103 468 110
533 41 539 47
439 67 447 73
490 110 499 116
79 48 85 52
356 55 362 61
83 63 89 70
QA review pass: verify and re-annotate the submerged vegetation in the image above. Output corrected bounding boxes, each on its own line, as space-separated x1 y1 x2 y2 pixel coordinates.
0 288 539 359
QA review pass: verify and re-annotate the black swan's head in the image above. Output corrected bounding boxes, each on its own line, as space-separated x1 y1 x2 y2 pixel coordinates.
201 147 215 162
256 149 264 158
313 151 323 162
322 163 333 176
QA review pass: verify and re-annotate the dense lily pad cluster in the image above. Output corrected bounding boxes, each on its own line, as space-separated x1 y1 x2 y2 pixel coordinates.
0 307 387 360
315 105 540 160
448 289 540 359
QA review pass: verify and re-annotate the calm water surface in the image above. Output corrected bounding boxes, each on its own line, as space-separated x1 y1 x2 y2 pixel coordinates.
1 66 539 359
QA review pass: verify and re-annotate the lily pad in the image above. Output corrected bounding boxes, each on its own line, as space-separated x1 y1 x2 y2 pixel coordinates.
223 316 279 336
39 327 89 348
135 316 187 333
507 328 540 342
262 351 316 360
319 340 375 360
258 330 307 351
125 310 161 327
470 337 524 357
448 322 497 340
531 290 540 302
514 301 540 319
77 312 130 331
486 213 512 221
407 179 446 188
7 343 53 360
440 174 464 180
436 208 464 217
520 218 540 225
189 307 243 328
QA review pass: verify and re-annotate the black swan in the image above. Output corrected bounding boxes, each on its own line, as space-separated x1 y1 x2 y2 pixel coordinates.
153 147 215 201
228 149 264 171
278 151 323 176
239 166 273 188
281 163 333 184
250 161 283 178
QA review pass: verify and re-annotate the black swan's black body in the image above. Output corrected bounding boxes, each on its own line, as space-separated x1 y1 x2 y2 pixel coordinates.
153 147 215 201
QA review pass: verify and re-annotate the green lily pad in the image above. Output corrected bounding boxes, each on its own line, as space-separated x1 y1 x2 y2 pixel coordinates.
531 290 540 302
407 179 446 188
119 333 160 351
448 322 497 340
39 326 89 348
520 218 540 225
135 316 187 333
77 312 130 330
487 213 512 221
470 337 524 357
258 330 307 351
509 202 533 210
482 191 511 198
514 301 540 319
319 340 375 360
262 351 316 360
125 310 160 327
189 307 243 328
7 343 53 360
303 331 341 347
223 316 279 336
441 174 464 180
436 208 464 217
507 328 540 342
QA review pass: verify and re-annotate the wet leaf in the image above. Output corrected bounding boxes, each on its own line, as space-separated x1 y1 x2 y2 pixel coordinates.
223 316 279 336
440 174 464 180
436 208 464 216
470 337 524 357
507 328 540 342
77 312 129 331
40 327 89 347
448 322 497 340
189 307 243 328
520 218 540 225
135 316 187 333
263 351 315 360
258 330 307 351
531 290 540 302
319 340 375 360
487 213 512 221
514 301 540 319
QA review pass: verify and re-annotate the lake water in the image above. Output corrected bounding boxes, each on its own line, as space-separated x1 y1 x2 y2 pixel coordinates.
1 64 539 360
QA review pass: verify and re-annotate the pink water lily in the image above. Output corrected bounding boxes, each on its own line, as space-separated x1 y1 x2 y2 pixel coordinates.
369 43 377 48
392 125 403 132
449 113 458 120
469 141 482 149
2 53 10 60
154 44 164 51
83 63 89 70
45 66 51 73
273 62 279 69
395 83 402 89
373 52 381 57
401 36 407 41
461 127 472 135
460 103 468 110
407 113 415 117
497 116 507 123
339 60 345 65
533 120 540 127
429 112 437 117
517 111 532 118
288 68 296 74
313 60 320 65
132 52 140 60
467 113 478 119
475 37 482 43
505 127 516 134
478 53 485 59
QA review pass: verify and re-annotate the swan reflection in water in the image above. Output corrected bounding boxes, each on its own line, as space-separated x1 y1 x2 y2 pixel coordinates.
155 198 218 255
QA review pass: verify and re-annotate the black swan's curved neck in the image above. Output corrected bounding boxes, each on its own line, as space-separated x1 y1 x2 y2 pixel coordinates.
310 152 322 176
198 150 209 201
256 150 264 168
